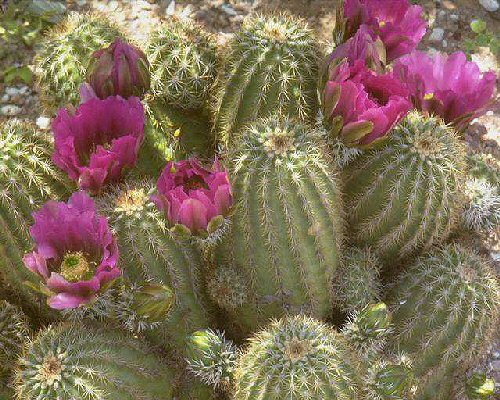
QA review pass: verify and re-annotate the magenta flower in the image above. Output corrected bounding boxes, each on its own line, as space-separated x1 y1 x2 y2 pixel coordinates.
52 96 145 195
323 60 411 146
87 38 150 100
343 0 427 62
393 51 497 130
153 159 232 234
23 192 120 310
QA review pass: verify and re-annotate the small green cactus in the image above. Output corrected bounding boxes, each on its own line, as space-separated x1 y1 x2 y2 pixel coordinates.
35 12 122 111
467 153 500 186
212 117 343 335
147 17 217 110
0 120 73 322
213 14 320 146
96 179 213 357
14 323 174 400
462 178 500 232
365 357 416 400
388 244 500 400
234 315 363 399
333 247 381 313
185 329 237 390
0 301 29 382
344 112 466 264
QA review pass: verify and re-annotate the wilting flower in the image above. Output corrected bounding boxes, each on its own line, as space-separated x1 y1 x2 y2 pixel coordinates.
329 25 385 72
323 60 411 146
342 0 427 62
393 51 497 130
87 38 150 99
23 192 120 310
153 159 232 235
52 95 145 194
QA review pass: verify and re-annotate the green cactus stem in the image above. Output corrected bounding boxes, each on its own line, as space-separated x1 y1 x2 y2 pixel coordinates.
212 14 320 146
343 111 466 265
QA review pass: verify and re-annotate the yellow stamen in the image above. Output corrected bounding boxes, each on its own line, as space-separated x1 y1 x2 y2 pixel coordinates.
174 128 181 137
424 92 435 101
60 251 94 282
379 20 386 28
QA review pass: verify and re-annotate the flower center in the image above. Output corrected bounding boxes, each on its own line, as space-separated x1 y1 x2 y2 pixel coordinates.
284 338 312 362
183 175 209 191
263 130 296 157
115 188 148 214
60 251 96 283
37 356 63 387
379 20 386 28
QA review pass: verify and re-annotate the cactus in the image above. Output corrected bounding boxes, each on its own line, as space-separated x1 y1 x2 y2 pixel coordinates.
96 179 213 357
211 116 343 335
364 356 416 400
14 322 174 399
0 301 29 382
35 12 122 111
461 372 496 400
234 315 363 399
213 14 320 146
333 247 381 313
462 178 500 232
0 120 73 322
467 153 500 186
343 112 466 265
387 244 500 400
147 17 217 110
185 329 237 390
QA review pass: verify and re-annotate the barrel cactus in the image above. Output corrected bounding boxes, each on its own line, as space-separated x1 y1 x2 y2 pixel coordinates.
344 111 466 265
462 177 500 232
0 120 73 321
388 244 500 400
212 116 342 335
147 17 217 110
35 12 122 111
234 315 363 399
96 179 212 356
0 301 29 382
14 323 174 399
213 14 320 146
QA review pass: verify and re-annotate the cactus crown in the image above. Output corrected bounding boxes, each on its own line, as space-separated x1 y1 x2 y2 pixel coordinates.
241 14 315 45
234 315 362 399
463 178 500 232
148 17 217 110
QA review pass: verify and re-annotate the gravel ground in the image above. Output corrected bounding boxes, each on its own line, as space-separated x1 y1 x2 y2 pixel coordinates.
1 0 500 396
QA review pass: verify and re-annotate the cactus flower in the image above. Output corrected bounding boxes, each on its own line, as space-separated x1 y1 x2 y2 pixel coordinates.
52 95 145 194
393 51 497 130
153 159 232 235
23 192 120 310
342 0 427 62
87 38 150 99
323 60 411 146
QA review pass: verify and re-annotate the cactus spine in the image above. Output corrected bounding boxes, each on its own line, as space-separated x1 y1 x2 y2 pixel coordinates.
213 14 320 146
35 12 122 111
234 315 363 399
212 117 342 335
0 301 29 382
96 179 212 356
147 17 217 110
343 112 466 264
0 121 73 322
387 244 500 400
14 323 174 399
462 178 500 232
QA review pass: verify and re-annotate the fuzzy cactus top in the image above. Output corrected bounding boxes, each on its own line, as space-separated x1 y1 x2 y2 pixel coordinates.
52 95 145 194
23 192 120 310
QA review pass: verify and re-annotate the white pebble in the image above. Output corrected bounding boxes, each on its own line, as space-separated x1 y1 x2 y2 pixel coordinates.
0 104 22 116
36 116 52 130
429 28 445 42
480 0 499 12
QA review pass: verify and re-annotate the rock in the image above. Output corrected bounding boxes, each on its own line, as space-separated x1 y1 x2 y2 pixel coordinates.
36 116 52 130
221 4 237 16
0 104 22 116
429 28 445 42
0 94 9 103
450 14 459 21
5 87 20 96
479 0 499 12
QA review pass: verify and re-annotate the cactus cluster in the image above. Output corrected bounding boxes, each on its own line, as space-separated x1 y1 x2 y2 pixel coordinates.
1 1 499 399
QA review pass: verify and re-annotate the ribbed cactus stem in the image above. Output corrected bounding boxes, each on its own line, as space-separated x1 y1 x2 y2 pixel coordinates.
14 323 174 399
213 14 320 146
234 315 363 399
388 244 500 400
0 121 73 322
213 117 342 336
35 12 122 111
344 112 466 265
96 179 213 357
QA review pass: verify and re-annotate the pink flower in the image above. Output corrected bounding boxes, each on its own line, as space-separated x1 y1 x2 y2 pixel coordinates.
153 159 232 234
52 95 145 195
323 60 411 146
23 192 120 310
343 0 427 62
87 38 150 100
393 51 497 130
